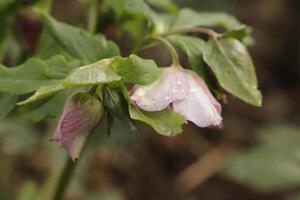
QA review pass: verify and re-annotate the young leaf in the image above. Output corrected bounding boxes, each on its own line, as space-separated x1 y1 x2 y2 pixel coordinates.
111 55 161 85
0 93 17 119
203 38 262 106
64 58 121 87
129 104 186 136
170 8 244 31
40 13 120 63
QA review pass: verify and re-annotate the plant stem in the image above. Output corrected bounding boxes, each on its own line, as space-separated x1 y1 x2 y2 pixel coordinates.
87 0 98 34
132 27 219 61
148 35 180 66
53 158 77 200
159 27 221 38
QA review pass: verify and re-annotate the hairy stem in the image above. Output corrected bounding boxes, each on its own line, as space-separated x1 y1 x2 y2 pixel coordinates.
132 27 219 59
147 35 180 66
87 0 98 34
53 158 78 200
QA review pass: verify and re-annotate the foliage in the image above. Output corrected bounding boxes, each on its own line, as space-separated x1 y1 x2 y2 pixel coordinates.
0 0 261 149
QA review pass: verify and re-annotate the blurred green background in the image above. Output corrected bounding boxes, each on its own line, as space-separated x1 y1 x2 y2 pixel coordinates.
1 0 300 199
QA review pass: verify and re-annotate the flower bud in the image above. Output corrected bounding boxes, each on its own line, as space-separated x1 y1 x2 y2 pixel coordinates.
51 92 104 160
103 86 129 121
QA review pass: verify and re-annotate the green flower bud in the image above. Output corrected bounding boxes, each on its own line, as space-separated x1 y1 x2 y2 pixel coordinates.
103 86 129 121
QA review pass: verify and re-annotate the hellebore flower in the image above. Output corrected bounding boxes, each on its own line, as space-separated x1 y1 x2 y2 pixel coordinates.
130 66 222 127
51 92 104 160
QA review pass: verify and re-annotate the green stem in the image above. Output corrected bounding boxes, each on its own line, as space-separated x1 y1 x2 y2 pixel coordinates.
132 27 219 58
53 158 77 200
159 27 221 38
87 0 98 34
148 35 180 66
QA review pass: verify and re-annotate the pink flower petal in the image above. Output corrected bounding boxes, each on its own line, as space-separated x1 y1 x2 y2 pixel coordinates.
130 67 189 111
51 92 103 160
190 72 222 114
50 97 77 142
60 107 93 161
172 71 222 127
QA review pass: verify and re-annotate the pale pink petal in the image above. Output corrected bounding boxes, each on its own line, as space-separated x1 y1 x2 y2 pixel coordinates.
60 107 93 161
172 72 222 127
130 67 189 111
51 92 103 160
50 96 77 141
190 72 221 114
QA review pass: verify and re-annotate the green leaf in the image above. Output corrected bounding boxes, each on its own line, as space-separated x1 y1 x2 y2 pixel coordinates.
0 58 56 94
39 13 120 63
129 104 186 136
34 31 74 60
64 58 121 87
44 55 80 79
168 35 221 98
111 55 161 85
17 91 68 122
223 125 300 190
0 56 78 94
20 58 120 105
170 8 244 31
203 38 262 106
0 93 17 119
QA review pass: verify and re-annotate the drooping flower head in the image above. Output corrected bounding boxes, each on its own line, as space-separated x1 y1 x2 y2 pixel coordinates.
130 66 222 127
51 92 104 160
